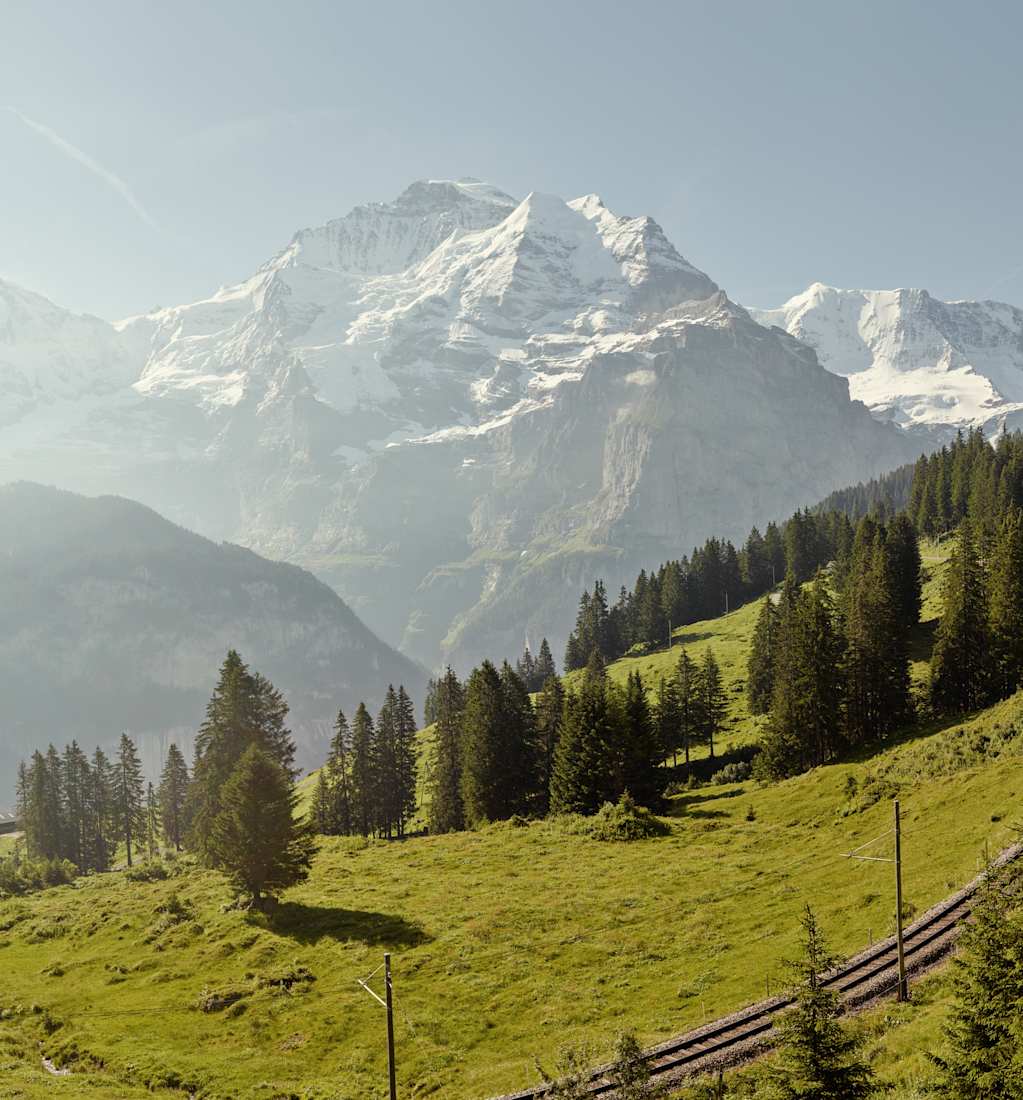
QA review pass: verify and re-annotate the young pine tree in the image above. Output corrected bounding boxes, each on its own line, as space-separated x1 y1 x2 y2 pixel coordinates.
428 668 465 834
114 733 145 867
207 744 316 910
158 743 189 852
765 906 877 1100
934 862 1023 1097
930 520 991 713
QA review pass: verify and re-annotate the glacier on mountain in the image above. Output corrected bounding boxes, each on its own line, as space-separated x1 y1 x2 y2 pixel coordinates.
752 284 1023 434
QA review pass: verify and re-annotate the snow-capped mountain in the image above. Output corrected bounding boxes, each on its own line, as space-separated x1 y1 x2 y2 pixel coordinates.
752 284 1023 434
0 180 917 667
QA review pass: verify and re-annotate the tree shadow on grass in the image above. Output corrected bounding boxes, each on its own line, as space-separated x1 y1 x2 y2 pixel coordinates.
262 902 430 948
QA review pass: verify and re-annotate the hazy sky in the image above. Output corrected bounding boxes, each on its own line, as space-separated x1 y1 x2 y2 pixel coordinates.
2 0 1021 319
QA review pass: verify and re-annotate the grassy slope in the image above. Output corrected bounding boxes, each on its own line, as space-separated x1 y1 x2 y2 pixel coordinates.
4 540 1019 1099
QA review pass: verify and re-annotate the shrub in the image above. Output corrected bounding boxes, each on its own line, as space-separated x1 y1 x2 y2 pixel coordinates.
588 795 670 842
710 760 753 785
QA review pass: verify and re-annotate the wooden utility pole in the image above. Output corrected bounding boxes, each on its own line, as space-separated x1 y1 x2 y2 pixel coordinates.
845 799 909 1002
357 954 398 1099
894 801 908 1002
385 954 397 1100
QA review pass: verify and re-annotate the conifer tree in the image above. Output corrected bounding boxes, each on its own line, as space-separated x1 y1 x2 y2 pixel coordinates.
374 688 400 838
497 662 539 817
61 740 89 869
350 702 377 837
393 686 419 837
158 743 189 852
698 649 727 760
617 671 660 807
765 906 877 1099
534 675 564 814
747 595 777 715
187 650 297 857
326 710 354 836
988 509 1023 699
311 767 333 835
460 661 506 827
534 638 557 686
87 747 114 872
674 649 702 770
886 512 922 626
654 676 681 766
114 733 145 867
207 744 316 909
934 862 1023 1097
145 781 160 860
930 520 991 713
550 674 613 815
428 667 466 834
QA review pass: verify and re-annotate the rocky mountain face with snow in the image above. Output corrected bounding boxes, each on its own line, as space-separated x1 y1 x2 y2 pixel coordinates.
0 180 918 668
0 483 426 802
752 284 1023 436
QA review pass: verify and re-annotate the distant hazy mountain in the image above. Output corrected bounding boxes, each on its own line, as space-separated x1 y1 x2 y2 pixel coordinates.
752 284 1023 435
0 483 426 805
0 180 916 668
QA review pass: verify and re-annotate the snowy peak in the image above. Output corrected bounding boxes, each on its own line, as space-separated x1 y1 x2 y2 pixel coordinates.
752 283 1023 431
276 177 516 277
0 278 137 427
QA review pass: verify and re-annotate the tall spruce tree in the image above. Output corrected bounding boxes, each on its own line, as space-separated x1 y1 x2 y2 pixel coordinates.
207 744 316 909
393 686 419 837
534 638 557 685
930 520 991 713
698 649 727 760
497 662 539 817
550 674 613 815
988 509 1023 699
428 667 466 834
158 743 189 852
326 710 354 836
675 649 702 770
349 702 377 837
617 671 660 807
747 595 778 716
459 661 506 827
114 732 145 867
187 650 298 857
534 675 564 815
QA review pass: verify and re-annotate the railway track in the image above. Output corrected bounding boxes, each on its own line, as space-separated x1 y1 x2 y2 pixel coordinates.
494 843 1022 1099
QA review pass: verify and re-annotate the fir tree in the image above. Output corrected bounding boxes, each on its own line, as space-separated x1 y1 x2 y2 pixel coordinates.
326 710 354 836
988 509 1023 699
393 686 419 837
61 740 89 869
158 743 189 852
617 671 660 807
87 748 114 872
114 733 145 867
534 638 557 685
460 661 506 827
886 512 922 626
747 595 777 716
698 649 727 760
497 662 539 817
550 675 613 815
187 650 297 857
675 649 702 770
654 676 681 767
207 744 316 909
145 782 160 860
534 675 564 815
428 667 465 834
930 521 991 713
765 906 877 1099
350 702 377 837
934 862 1023 1097
311 767 333 835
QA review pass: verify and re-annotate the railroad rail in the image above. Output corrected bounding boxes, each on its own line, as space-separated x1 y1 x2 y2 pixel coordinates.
494 843 1022 1099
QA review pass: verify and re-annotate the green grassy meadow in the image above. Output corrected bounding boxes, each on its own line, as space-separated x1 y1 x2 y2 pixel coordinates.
3 538 1019 1099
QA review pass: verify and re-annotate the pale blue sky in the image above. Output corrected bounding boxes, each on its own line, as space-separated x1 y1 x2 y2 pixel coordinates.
2 0 1021 319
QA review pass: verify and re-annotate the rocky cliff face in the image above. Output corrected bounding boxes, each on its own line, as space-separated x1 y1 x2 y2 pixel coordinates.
0 483 426 801
0 181 917 669
752 284 1023 434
